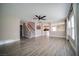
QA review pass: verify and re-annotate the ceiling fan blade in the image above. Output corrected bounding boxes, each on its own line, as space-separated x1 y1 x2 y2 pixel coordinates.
35 15 39 18
41 16 46 19
35 15 46 20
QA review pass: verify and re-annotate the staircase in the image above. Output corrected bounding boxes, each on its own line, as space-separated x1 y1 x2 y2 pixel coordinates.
22 22 35 38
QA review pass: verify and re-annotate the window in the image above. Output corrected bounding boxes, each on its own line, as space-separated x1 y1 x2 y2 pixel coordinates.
71 15 74 28
52 26 57 31
71 15 75 40
67 14 75 40
68 19 71 36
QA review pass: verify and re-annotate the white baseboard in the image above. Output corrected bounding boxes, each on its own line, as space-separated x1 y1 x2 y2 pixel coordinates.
50 36 65 38
0 39 20 45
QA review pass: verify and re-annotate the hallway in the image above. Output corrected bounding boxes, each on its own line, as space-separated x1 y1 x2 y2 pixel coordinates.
0 36 75 56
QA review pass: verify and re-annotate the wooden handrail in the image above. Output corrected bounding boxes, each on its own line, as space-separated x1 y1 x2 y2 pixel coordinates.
27 22 35 31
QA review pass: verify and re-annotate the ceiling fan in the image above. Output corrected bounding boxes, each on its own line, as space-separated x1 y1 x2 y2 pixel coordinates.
34 15 46 20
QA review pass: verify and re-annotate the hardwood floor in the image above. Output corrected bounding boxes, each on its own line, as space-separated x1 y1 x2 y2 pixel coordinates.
0 36 75 56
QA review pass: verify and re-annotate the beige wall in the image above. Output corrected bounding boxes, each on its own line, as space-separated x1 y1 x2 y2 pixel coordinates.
0 4 20 45
0 16 20 45
0 4 2 40
76 4 79 55
50 21 65 38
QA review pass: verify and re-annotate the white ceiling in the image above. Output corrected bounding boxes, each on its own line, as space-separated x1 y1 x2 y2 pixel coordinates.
1 3 71 22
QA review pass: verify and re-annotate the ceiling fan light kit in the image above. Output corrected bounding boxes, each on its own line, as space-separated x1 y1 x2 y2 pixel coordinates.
34 15 46 21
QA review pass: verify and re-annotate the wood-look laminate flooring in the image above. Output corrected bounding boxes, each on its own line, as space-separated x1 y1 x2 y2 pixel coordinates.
0 36 75 56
